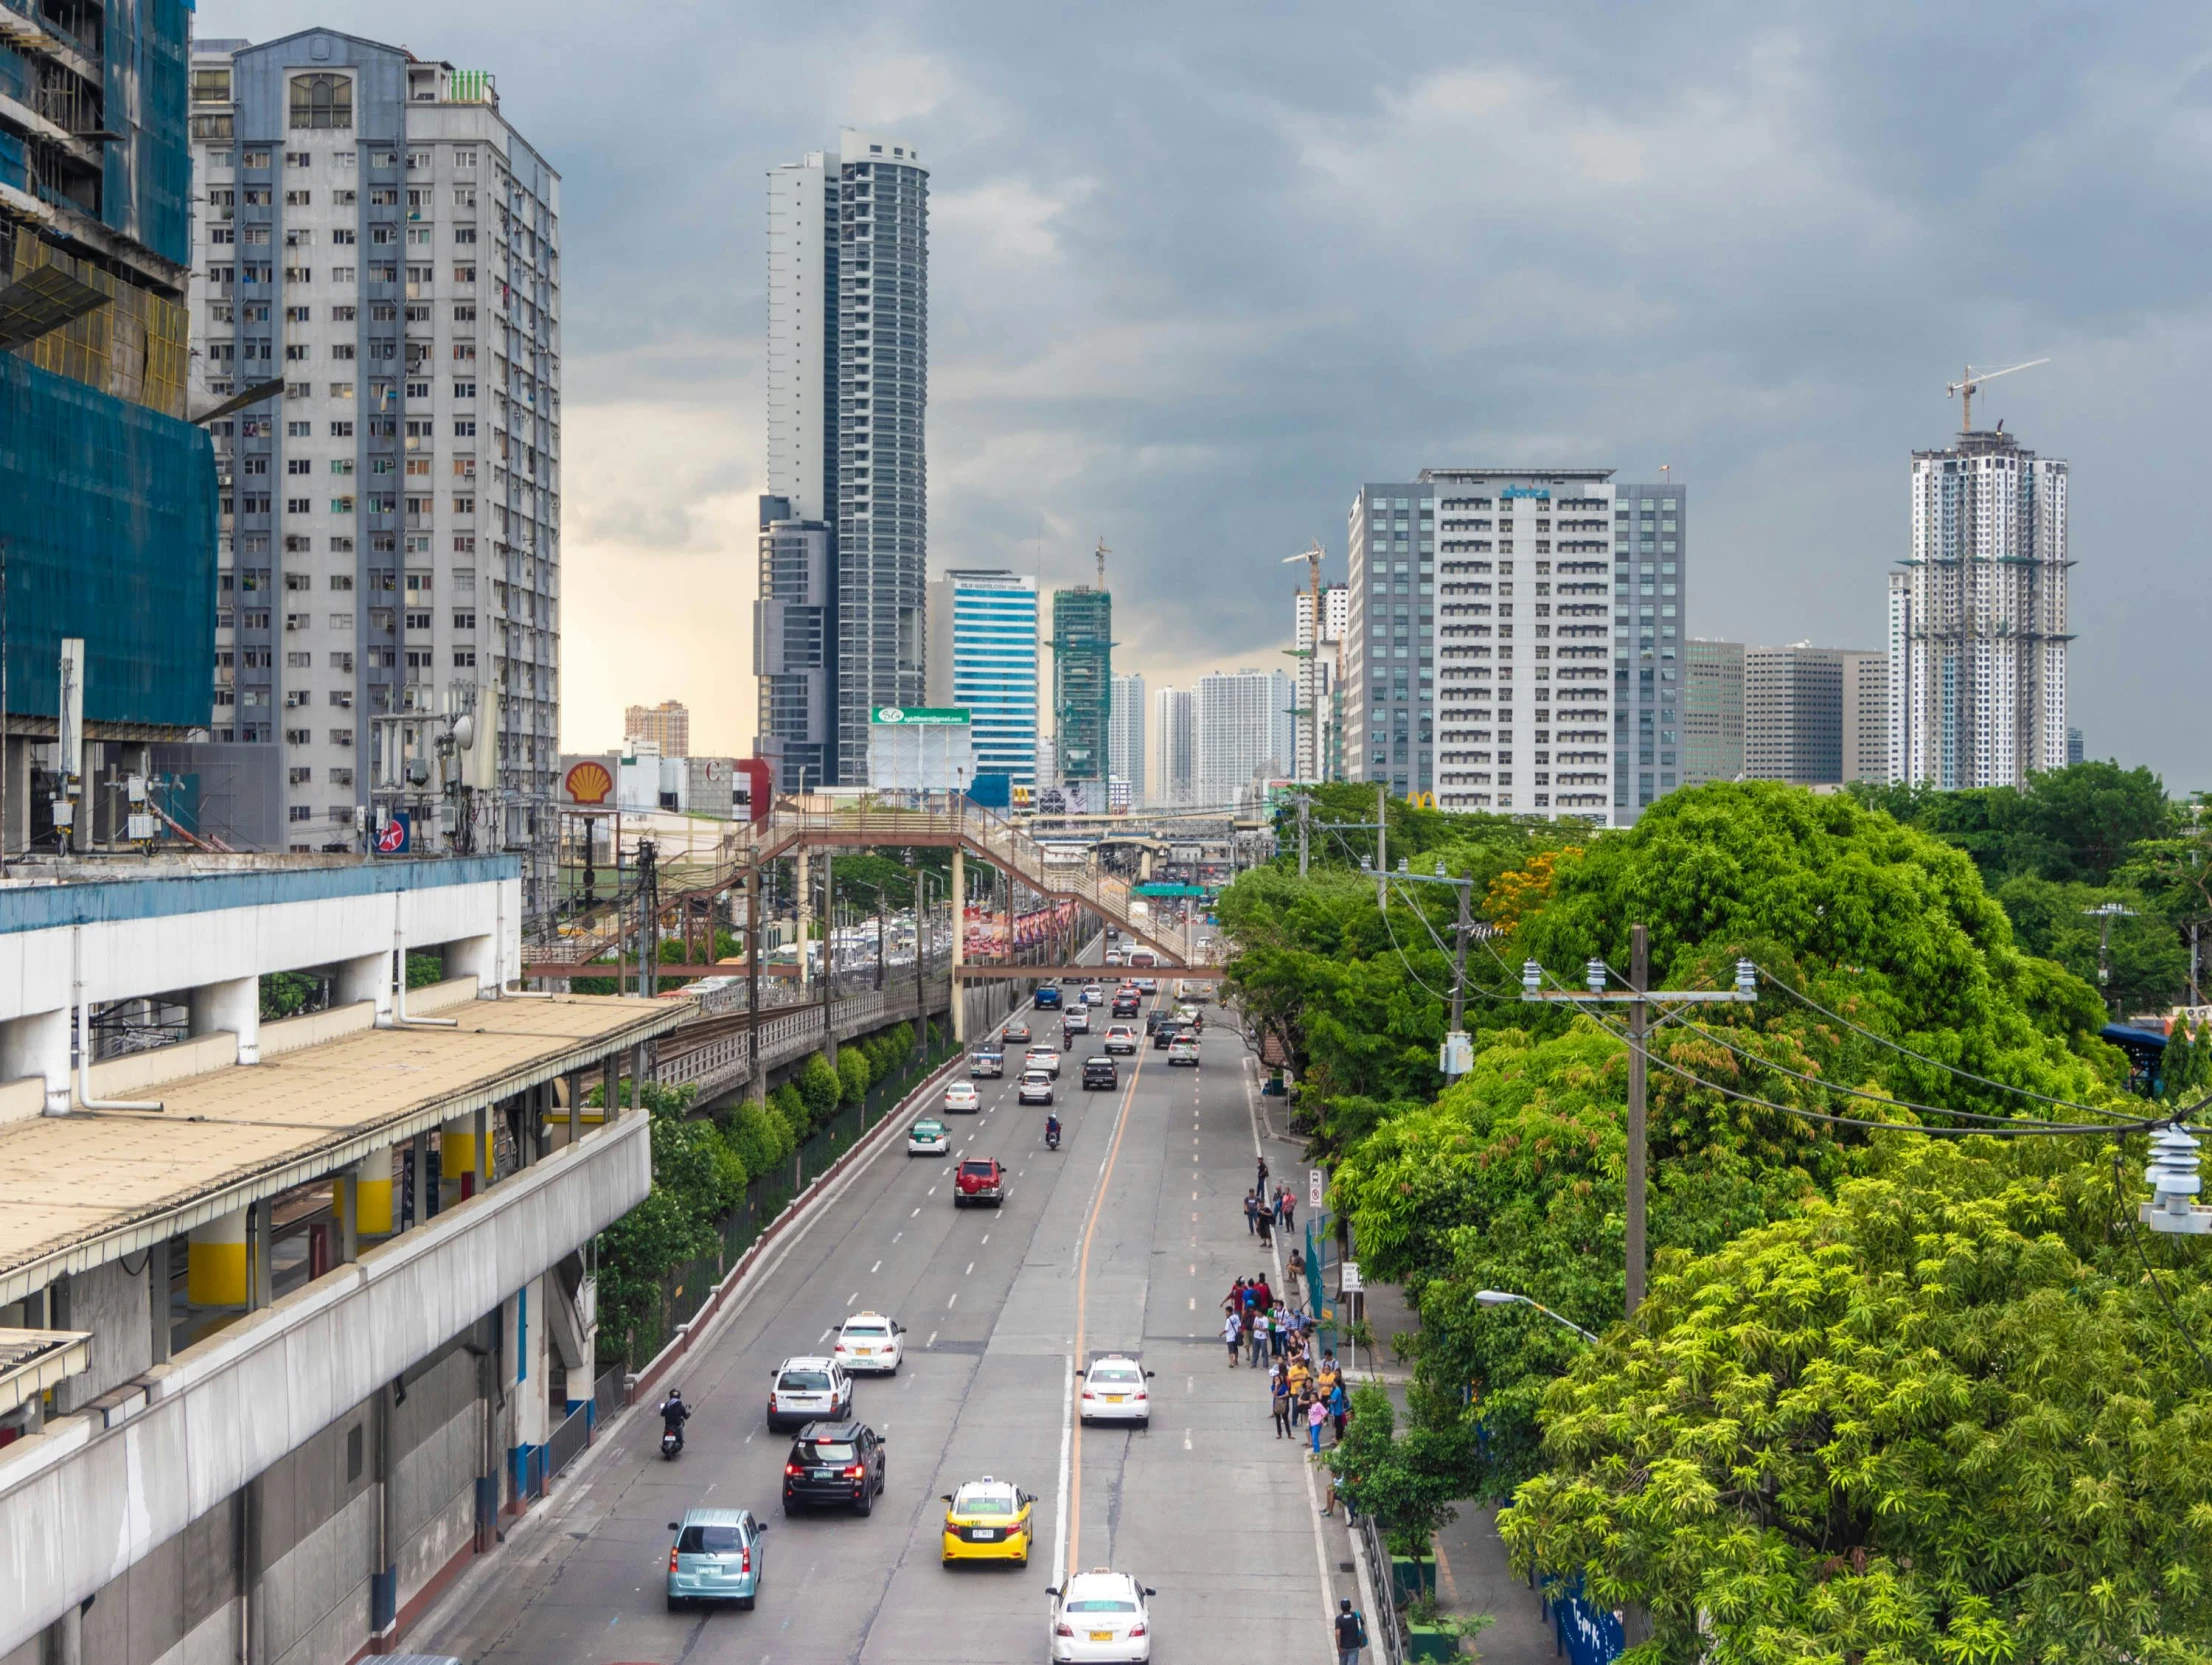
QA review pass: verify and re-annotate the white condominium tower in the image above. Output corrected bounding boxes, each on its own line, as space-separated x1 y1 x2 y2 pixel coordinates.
1292 581 1349 781
757 129 930 785
1196 669 1294 810
1350 470 1629 824
1152 686 1197 808
188 30 560 873
1109 673 1146 805
1890 426 2069 788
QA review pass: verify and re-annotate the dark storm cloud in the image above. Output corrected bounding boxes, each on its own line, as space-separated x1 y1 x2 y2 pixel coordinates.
209 1 2212 780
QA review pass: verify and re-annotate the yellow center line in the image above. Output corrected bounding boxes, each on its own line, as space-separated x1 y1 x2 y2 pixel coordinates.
1065 1025 1150 1575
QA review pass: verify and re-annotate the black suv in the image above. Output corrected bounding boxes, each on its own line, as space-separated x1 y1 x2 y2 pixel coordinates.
1082 1056 1118 1090
782 1421 887 1515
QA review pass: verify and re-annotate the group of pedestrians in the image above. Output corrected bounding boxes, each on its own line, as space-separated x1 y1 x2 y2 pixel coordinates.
1271 1344 1350 1453
1243 1182 1299 1242
1220 1272 1303 1368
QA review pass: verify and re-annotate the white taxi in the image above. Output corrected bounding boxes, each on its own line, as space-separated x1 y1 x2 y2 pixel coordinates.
943 1080 981 1114
832 1311 905 1375
1024 1047 1062 1078
1048 1569 1155 1662
1078 1354 1155 1426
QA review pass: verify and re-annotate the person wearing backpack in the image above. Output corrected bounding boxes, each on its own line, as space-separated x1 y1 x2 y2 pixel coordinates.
1335 1597 1368 1663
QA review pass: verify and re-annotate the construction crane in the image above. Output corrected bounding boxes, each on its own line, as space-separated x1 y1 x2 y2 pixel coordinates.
1094 536 1109 589
1947 358 2048 432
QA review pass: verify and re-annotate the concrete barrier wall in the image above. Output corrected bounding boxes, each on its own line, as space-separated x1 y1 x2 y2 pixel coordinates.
0 1113 650 1658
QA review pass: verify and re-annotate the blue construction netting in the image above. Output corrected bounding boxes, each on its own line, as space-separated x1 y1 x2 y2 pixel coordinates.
1539 1573 1625 1665
0 130 22 195
101 0 193 268
0 351 216 727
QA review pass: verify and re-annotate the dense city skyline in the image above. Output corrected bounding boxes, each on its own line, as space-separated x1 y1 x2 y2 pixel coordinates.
201 1 2212 787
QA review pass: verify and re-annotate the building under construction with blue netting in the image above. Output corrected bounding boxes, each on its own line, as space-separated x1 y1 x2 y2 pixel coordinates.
0 0 214 853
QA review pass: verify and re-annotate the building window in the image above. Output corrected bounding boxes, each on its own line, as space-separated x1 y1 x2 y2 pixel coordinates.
290 74 353 130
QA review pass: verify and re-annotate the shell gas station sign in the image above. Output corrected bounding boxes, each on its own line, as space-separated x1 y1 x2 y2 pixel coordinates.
560 756 615 806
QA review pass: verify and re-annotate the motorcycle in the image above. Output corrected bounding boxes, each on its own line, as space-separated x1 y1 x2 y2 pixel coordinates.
660 1426 683 1460
1045 1123 1062 1151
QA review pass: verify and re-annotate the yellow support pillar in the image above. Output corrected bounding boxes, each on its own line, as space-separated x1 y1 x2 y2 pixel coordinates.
356 1148 394 1236
187 1207 248 1307
441 1116 477 1197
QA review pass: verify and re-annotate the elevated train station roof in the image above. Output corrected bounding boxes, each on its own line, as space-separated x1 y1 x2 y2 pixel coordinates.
0 989 687 1306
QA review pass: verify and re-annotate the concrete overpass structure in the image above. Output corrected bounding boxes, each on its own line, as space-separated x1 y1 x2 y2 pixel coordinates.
0 856 690 1665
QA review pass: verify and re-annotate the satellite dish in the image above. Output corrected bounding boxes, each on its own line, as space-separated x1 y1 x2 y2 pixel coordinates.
452 713 476 751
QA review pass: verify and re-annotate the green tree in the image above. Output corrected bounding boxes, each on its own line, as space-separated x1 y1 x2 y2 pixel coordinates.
838 1045 871 1105
721 1101 794 1178
798 1053 842 1127
1851 762 2175 886
1329 1381 1472 1575
1499 1137 2212 1665
1995 874 2187 1015
259 971 318 1021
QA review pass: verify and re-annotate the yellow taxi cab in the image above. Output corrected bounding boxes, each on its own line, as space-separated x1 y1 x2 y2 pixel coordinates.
939 1477 1036 1566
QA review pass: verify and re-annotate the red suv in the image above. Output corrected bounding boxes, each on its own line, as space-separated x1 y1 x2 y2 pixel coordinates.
954 1158 1006 1208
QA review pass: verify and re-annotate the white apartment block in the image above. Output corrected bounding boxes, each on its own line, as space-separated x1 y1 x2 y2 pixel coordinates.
188 32 560 854
1891 428 2069 789
1420 469 1620 823
1196 668 1294 811
1292 580 1348 781
1109 673 1146 805
1153 686 1196 808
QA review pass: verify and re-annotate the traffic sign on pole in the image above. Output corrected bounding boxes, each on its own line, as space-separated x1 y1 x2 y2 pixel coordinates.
1308 1168 1325 1210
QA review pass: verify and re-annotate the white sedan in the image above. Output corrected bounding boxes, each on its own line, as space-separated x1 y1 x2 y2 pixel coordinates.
831 1311 905 1375
1017 1069 1056 1106
1025 1047 1062 1078
943 1080 981 1113
1049 1569 1155 1662
1078 1354 1154 1425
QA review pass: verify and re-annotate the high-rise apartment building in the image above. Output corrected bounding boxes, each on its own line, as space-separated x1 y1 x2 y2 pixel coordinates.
625 700 690 758
1109 673 1146 804
1051 587 1111 785
1292 580 1349 781
1344 481 1433 797
927 570 1039 790
1682 640 1745 785
757 129 928 784
1422 469 1620 824
1153 686 1196 808
754 496 833 793
2067 726 2084 766
1890 426 2069 788
1610 481 1688 822
1196 668 1294 809
1842 651 1887 783
1746 645 1845 784
1 0 216 855
187 31 561 861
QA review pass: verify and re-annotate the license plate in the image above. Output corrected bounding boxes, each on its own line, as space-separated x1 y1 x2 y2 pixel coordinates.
855 1347 873 1355
814 1468 837 1479
971 1528 996 1540
1090 1631 1115 1642
1106 1394 1126 1403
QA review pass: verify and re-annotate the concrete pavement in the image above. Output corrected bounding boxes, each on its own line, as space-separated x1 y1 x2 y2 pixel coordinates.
414 985 1351 1664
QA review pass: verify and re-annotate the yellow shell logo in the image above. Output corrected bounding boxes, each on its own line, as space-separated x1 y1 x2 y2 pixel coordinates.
564 760 614 805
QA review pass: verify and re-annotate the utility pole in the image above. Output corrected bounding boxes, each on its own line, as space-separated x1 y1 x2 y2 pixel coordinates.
2083 900 2137 1016
1625 927 1648 1312
820 848 837 1064
1522 936 1758 1318
1297 794 1310 879
1374 784 1386 909
746 856 763 1102
912 866 928 1065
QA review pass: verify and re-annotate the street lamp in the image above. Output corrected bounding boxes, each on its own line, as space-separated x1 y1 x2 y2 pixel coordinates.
2083 901 2137 1013
1474 1290 1600 1345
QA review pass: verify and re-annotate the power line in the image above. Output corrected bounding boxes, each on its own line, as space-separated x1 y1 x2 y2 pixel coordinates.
1753 966 2136 1121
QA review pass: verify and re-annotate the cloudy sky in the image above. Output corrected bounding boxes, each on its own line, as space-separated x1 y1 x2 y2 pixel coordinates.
209 2 2212 786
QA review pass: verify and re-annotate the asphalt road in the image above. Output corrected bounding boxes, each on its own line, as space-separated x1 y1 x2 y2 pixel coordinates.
420 982 1345 1665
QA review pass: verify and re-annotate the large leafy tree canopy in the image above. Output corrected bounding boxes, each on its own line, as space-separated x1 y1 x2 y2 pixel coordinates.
1498 1137 2212 1665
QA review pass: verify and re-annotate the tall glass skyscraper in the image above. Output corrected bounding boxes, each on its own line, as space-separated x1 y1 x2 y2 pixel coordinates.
759 128 929 785
1051 588 1112 786
928 570 1038 790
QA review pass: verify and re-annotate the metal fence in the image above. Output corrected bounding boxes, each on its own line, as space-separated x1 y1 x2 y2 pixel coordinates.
609 1040 964 1371
545 1399 592 1484
1355 1509 1407 1665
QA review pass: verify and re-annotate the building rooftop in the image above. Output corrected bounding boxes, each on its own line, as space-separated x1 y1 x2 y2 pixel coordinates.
0 990 687 1304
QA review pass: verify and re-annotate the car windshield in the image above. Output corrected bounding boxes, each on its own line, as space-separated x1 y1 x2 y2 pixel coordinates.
677 1524 745 1553
1023 1072 1050 1084
778 1370 831 1392
956 1492 1015 1515
844 1323 889 1337
912 1122 942 1135
1066 1598 1138 1612
1092 1366 1142 1385
961 1162 996 1177
801 1442 857 1462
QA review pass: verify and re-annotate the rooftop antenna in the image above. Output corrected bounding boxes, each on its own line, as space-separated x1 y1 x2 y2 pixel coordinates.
1947 359 2048 432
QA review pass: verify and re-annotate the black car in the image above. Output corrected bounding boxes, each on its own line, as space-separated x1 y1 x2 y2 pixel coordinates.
1082 1056 1118 1090
1151 1025 1182 1050
782 1421 887 1515
1110 995 1141 1018
1145 1009 1174 1035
